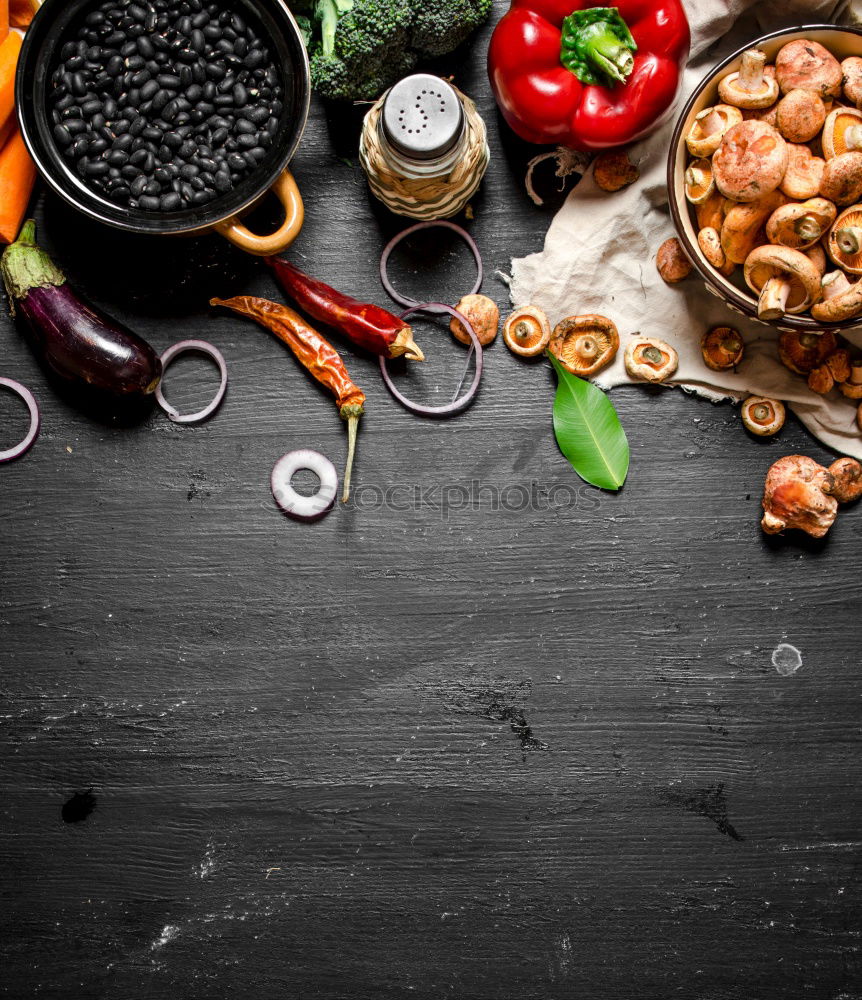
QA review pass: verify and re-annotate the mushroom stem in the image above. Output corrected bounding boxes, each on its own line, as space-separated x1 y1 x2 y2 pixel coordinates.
738 48 767 93
821 270 852 300
685 164 708 188
836 224 862 255
796 215 824 243
849 361 862 387
845 124 862 151
758 277 792 319
696 106 725 137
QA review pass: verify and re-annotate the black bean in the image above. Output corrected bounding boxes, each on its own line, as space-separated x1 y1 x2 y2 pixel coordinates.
236 132 257 149
85 10 105 26
214 94 234 108
186 83 202 102
114 133 134 151
66 55 85 71
248 146 266 163
79 97 99 117
235 118 254 135
233 38 247 58
142 126 163 141
120 40 137 57
192 11 209 28
103 97 119 119
151 89 171 113
71 137 90 157
140 79 159 100
179 163 199 179
85 159 110 177
88 137 108 154
129 148 150 167
191 189 213 206
227 152 245 171
203 24 220 40
131 69 150 87
126 54 145 71
205 61 225 80
158 144 173 162
70 73 87 96
242 106 268 125
107 148 129 165
213 170 231 192
121 164 141 180
129 115 146 136
157 73 181 89
160 192 181 210
162 131 182 149
105 31 125 47
66 118 88 135
128 3 148 21
86 46 103 61
138 195 160 211
231 12 246 33
154 166 172 183
137 36 155 59
232 82 248 107
144 180 161 196
130 175 148 197
54 93 75 111
244 50 263 70
210 127 228 145
53 124 73 148
196 156 217 173
180 64 195 87
109 186 131 204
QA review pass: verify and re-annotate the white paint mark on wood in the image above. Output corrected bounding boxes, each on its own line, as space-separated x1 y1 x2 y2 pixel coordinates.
772 643 802 676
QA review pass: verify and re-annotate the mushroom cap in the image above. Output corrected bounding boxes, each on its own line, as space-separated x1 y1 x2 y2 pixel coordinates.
776 89 827 143
623 337 679 383
701 326 745 370
502 305 551 358
805 243 827 276
827 457 862 502
810 272 862 321
839 360 862 398
741 395 786 435
684 158 714 204
713 120 788 202
695 190 731 232
718 51 779 109
686 104 743 157
450 295 499 347
698 226 725 269
593 151 639 192
761 454 838 538
720 190 787 264
656 237 692 283
780 143 825 199
778 329 838 374
821 106 862 158
775 40 842 98
841 55 862 106
807 362 835 394
549 315 619 376
765 197 836 249
743 103 779 128
818 151 862 205
826 347 852 382
743 244 821 313
827 202 862 272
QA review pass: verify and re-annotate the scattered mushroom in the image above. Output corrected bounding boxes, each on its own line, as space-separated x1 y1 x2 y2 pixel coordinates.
718 48 779 108
656 237 692 283
828 456 862 502
624 337 678 382
777 329 838 374
821 106 862 158
775 39 842 99
827 202 862 272
502 305 551 358
775 88 827 142
780 143 825 199
686 104 743 157
698 226 734 275
765 197 836 249
741 395 785 435
743 244 821 319
684 158 714 204
839 359 862 398
593 151 639 192
713 120 788 202
548 314 619 376
807 363 835 394
701 326 744 370
819 151 862 204
720 191 786 264
827 347 852 383
841 55 862 107
810 270 862 321
450 294 499 347
760 454 838 538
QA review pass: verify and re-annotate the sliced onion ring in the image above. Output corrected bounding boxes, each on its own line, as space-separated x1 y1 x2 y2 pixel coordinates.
271 449 338 521
0 378 40 463
156 340 228 424
380 220 483 311
379 303 483 417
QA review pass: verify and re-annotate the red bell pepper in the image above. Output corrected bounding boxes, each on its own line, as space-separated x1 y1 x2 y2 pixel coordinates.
488 0 690 150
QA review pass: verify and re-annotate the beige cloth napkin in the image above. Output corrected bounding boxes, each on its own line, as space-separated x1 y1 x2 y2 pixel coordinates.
509 0 862 459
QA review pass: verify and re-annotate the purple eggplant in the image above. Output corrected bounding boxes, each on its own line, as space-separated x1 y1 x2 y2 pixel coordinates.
0 220 161 397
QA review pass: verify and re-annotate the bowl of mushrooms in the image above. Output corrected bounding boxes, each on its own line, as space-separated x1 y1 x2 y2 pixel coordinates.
668 25 862 334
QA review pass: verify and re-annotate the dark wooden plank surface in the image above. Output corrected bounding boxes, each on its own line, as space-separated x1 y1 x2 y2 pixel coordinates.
2 4 860 997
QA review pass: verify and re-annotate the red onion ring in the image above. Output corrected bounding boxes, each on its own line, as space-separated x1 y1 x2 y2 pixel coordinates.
271 449 338 521
156 340 228 424
379 304 483 417
380 221 483 311
0 378 40 463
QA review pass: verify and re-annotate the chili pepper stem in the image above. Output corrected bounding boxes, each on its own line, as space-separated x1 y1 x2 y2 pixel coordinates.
342 413 359 503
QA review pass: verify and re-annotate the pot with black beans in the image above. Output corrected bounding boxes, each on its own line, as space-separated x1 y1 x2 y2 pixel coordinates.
16 0 309 256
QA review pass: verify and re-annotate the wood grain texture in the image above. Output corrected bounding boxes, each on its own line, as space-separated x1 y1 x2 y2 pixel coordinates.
1 3 861 997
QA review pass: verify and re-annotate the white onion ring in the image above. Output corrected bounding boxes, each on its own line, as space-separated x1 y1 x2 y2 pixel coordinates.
0 378 40 463
156 340 228 424
271 449 338 521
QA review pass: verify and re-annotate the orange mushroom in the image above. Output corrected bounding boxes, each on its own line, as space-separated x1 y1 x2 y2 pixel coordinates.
684 158 714 204
810 270 862 321
451 295 499 347
821 106 862 158
741 396 785 435
720 190 786 264
765 197 836 249
760 454 839 538
685 105 743 158
548 315 619 376
713 120 788 202
775 40 842 98
780 143 825 199
775 89 827 143
623 337 678 382
502 306 551 358
701 326 744 370
777 329 838 374
827 203 862 273
718 49 779 109
698 226 734 276
841 55 862 107
656 237 692 283
819 151 862 205
828 456 862 502
743 245 822 320
839 360 862 399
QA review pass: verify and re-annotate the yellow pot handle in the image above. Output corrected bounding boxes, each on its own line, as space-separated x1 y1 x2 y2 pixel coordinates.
215 169 304 257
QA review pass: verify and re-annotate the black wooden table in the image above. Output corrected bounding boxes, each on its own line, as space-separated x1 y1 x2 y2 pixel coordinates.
2 4 860 997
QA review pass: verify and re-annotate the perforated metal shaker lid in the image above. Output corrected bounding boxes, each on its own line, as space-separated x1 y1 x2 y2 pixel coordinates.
381 74 465 161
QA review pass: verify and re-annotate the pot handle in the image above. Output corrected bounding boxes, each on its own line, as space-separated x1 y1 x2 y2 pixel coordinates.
214 169 304 257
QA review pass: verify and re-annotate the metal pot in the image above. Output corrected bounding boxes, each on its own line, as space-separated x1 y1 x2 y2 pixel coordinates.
16 0 309 256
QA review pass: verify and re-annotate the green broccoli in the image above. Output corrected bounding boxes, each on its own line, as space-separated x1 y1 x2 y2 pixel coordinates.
300 0 490 102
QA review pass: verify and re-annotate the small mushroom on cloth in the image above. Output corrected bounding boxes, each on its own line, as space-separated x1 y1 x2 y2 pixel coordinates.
656 237 692 282
701 326 745 371
819 151 862 205
778 330 838 375
827 202 862 272
686 104 742 157
744 244 822 320
766 197 836 249
713 120 788 202
775 39 842 98
741 395 785 435
450 295 499 346
593 151 639 192
839 359 862 399
718 48 779 109
549 315 619 376
624 337 678 382
807 362 835 395
775 89 827 143
811 271 862 321
821 106 862 158
502 305 551 357
761 454 839 537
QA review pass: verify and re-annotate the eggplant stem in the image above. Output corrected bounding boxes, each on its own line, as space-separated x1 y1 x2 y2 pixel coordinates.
342 414 358 503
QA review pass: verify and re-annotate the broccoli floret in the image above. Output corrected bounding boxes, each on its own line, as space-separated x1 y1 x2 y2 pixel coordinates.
411 0 492 59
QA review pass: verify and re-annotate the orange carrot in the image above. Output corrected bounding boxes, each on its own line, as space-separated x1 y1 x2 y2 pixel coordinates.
0 30 21 136
0 1 9 43
0 128 36 244
9 0 37 29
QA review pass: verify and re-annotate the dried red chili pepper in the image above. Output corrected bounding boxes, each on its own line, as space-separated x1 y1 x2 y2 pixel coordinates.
211 295 365 502
267 258 424 361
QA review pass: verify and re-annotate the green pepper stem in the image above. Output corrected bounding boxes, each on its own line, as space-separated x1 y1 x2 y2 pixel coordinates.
560 7 637 88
